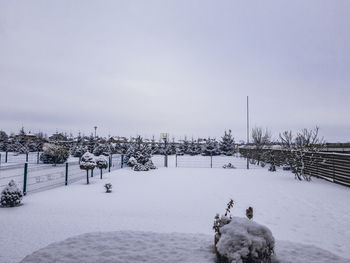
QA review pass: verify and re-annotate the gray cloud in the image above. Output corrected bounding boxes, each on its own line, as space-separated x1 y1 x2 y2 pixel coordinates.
0 0 349 142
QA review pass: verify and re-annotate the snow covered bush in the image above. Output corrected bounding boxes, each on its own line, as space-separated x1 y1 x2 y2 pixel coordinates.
96 155 108 179
1 180 23 207
144 160 157 170
126 136 152 165
104 183 112 193
213 199 234 246
80 152 96 184
40 143 69 165
71 144 87 158
127 157 138 167
93 144 110 156
223 163 235 169
133 163 149 171
216 217 275 263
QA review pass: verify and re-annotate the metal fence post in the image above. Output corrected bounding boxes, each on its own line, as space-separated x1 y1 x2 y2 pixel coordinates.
23 163 28 195
65 163 68 185
210 155 213 168
108 156 111 172
37 152 40 164
121 154 124 168
0 153 1 165
175 154 177 168
5 151 8 163
91 169 94 177
164 155 168 168
26 152 28 162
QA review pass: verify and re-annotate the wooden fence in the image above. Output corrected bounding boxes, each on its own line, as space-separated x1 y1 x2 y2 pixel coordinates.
239 148 350 188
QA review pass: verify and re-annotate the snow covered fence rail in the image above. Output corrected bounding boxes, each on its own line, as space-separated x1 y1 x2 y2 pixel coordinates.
0 154 123 195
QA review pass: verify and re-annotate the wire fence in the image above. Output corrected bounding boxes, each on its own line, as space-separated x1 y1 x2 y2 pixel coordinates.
0 152 43 164
0 154 123 195
151 154 256 169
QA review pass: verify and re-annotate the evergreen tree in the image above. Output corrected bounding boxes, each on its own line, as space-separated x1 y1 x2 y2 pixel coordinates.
93 143 111 156
88 134 96 153
202 138 220 156
0 130 8 151
125 136 152 165
219 130 235 156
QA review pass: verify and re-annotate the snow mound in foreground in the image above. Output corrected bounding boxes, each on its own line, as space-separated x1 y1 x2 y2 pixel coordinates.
216 217 275 263
20 231 350 263
20 231 215 263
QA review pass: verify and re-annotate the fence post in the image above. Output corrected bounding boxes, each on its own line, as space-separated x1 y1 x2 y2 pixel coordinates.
164 155 168 168
210 155 213 168
65 163 68 185
0 153 1 165
175 154 177 168
5 151 8 163
37 152 40 164
108 156 111 172
26 152 28 162
23 163 28 195
91 168 94 177
121 154 124 168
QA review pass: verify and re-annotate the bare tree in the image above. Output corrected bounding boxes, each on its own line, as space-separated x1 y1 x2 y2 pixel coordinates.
279 127 324 181
251 127 271 165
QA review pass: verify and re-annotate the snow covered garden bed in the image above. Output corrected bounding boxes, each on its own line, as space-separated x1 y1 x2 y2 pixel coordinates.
1 167 350 262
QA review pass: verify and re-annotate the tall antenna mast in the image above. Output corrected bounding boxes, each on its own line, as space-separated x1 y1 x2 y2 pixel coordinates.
247 96 250 169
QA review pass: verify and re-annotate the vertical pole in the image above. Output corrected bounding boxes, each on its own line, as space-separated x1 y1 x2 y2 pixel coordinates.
26 152 29 162
23 163 28 195
5 151 8 163
108 155 111 172
332 154 335 183
91 168 94 177
65 163 68 185
175 154 178 168
247 96 250 170
0 153 1 165
37 152 40 164
121 154 124 168
210 154 213 168
79 156 81 164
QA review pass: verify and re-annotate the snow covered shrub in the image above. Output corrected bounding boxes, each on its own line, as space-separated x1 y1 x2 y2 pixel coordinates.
80 152 96 184
144 160 157 170
216 217 275 263
268 165 276 172
213 199 234 246
71 145 87 158
93 144 110 156
127 157 138 167
40 143 69 165
96 155 108 179
246 207 253 220
223 163 236 169
133 163 149 171
104 183 112 193
1 180 23 207
126 136 152 165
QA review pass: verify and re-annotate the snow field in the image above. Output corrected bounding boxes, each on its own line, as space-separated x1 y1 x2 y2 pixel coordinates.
1 166 350 262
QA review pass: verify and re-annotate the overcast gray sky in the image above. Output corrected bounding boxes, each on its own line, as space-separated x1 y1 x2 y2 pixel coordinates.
0 0 349 142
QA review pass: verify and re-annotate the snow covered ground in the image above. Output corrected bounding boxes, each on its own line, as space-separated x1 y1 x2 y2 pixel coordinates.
1 166 350 262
